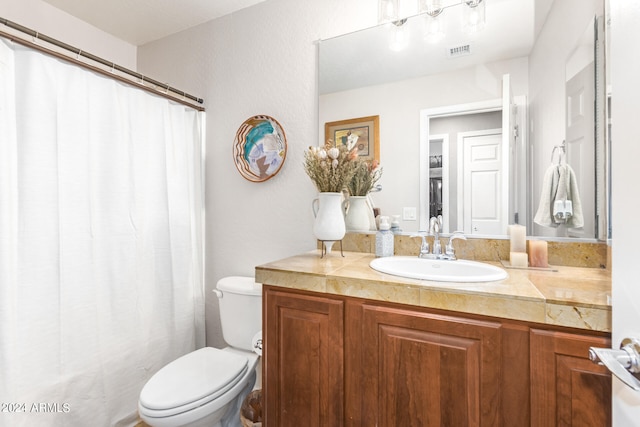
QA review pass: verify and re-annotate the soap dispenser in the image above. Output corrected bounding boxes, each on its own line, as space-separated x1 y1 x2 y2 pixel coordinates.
375 216 394 257
390 215 402 234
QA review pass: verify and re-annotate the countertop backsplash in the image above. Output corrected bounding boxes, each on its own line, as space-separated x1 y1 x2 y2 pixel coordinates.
336 232 609 269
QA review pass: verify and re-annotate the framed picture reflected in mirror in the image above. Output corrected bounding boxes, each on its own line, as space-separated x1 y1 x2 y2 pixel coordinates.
325 115 379 162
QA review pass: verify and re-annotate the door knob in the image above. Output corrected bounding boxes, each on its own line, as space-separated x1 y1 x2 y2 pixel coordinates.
589 337 640 391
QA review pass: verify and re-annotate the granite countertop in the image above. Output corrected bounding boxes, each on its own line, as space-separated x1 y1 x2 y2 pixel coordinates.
255 250 612 333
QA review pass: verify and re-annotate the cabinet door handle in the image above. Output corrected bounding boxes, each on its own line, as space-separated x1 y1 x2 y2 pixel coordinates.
589 337 640 391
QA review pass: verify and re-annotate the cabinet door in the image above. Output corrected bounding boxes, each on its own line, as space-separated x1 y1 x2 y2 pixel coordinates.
359 304 502 427
530 329 611 427
263 287 344 427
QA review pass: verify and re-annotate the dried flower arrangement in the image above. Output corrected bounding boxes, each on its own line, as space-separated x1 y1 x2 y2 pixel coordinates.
304 141 358 193
347 159 382 197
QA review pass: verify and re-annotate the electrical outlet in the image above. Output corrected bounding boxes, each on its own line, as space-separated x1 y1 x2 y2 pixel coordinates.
403 207 417 221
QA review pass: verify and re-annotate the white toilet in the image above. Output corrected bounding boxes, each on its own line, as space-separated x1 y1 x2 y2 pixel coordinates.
138 276 262 427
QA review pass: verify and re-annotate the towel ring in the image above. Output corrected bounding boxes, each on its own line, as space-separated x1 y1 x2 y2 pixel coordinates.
551 141 566 164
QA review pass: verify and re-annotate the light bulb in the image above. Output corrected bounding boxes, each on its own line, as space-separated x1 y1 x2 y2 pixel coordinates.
424 13 445 43
419 0 442 15
388 20 409 51
462 0 486 34
469 9 479 25
379 0 399 24
386 2 395 17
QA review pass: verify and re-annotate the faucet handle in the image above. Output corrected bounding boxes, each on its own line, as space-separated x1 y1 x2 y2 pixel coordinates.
410 234 430 257
445 231 467 257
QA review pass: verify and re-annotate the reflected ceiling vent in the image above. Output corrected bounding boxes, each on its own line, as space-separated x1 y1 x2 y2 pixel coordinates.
447 44 472 58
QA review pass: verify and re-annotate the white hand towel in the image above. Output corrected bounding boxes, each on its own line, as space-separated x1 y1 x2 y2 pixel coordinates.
534 163 584 229
534 164 561 227
554 164 570 225
563 164 584 228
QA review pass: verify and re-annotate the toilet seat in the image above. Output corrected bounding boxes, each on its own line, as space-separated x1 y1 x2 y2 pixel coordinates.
139 347 248 418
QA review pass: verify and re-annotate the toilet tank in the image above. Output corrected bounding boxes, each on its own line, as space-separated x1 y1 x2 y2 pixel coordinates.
215 276 262 352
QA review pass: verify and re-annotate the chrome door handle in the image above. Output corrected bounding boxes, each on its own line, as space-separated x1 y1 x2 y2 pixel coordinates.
589 337 640 391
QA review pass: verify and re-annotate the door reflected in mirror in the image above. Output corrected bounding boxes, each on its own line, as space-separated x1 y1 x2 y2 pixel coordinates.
420 92 514 235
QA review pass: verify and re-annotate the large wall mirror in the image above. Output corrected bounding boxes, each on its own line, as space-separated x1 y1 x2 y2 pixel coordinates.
318 0 608 240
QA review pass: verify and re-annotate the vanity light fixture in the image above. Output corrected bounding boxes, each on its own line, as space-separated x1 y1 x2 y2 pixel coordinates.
379 0 485 50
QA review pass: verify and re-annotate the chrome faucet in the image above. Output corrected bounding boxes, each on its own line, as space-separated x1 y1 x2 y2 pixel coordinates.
445 231 467 260
411 227 465 260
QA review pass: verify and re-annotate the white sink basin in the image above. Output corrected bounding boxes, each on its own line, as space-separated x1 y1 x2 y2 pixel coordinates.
369 256 507 283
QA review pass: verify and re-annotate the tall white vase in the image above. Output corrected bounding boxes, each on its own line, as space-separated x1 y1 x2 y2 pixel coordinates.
344 196 373 232
312 192 346 254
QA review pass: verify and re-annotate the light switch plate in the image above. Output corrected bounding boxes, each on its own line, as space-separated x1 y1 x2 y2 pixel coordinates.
403 207 417 221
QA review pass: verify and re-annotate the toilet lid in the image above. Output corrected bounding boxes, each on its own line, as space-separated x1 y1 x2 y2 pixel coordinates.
139 347 248 411
216 276 262 296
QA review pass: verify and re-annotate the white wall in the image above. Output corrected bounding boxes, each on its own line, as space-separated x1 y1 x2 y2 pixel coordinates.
0 0 136 69
137 0 375 347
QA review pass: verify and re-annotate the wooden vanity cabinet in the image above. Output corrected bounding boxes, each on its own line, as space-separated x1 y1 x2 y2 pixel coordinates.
262 287 344 427
530 329 611 427
355 302 503 426
263 285 611 427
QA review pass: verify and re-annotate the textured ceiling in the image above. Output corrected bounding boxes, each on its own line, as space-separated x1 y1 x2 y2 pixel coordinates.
43 0 268 45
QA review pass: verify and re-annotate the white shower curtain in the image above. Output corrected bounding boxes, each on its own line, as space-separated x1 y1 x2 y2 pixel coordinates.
0 39 205 426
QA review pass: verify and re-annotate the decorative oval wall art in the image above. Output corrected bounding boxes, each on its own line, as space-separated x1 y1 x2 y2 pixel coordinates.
233 115 287 182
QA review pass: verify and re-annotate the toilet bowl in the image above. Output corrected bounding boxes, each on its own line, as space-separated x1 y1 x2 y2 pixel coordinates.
138 347 259 427
138 277 262 427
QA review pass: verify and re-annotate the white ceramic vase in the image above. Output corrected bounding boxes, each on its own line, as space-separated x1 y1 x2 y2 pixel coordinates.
344 196 373 232
312 192 346 254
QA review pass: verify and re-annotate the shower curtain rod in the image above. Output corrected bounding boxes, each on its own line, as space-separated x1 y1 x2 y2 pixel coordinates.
0 17 205 111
